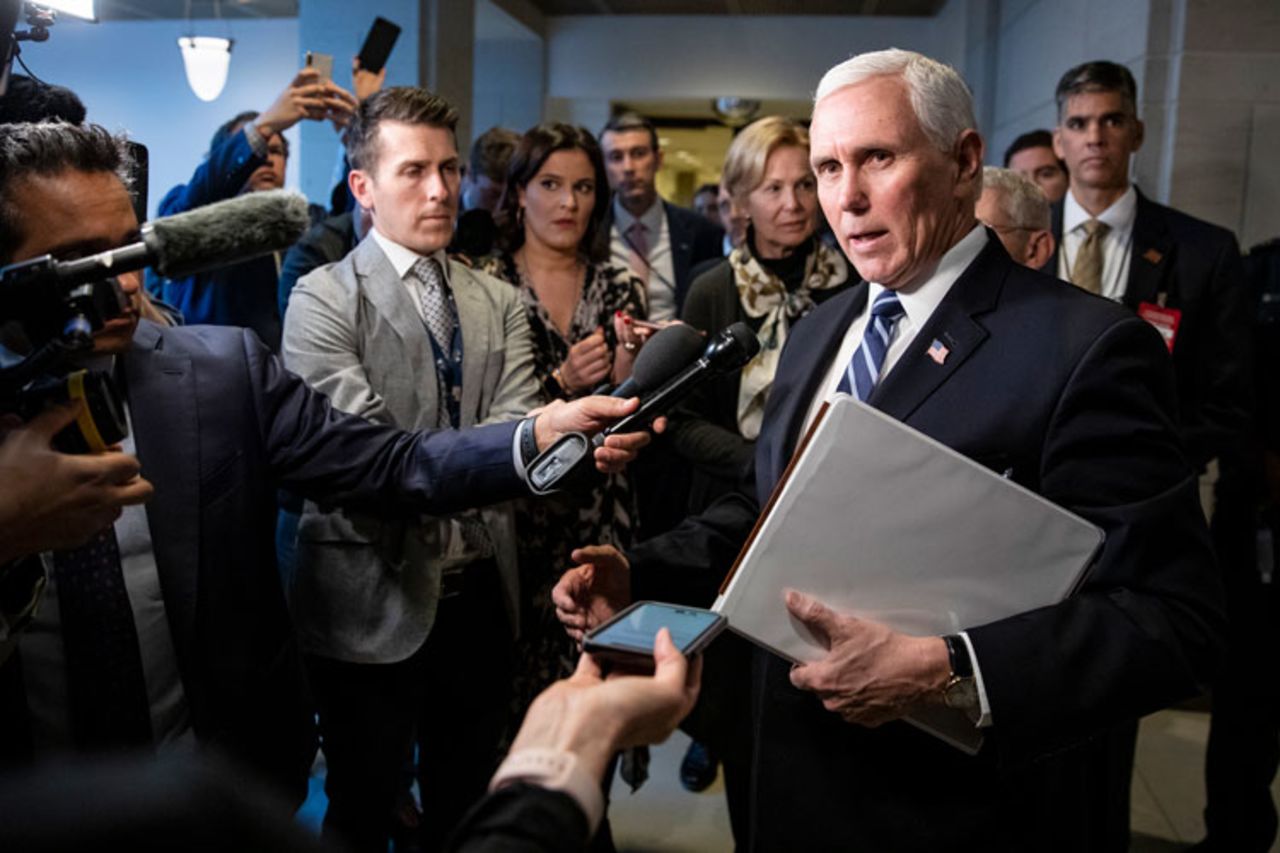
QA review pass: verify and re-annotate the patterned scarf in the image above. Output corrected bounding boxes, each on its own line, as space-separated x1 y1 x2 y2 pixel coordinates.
731 239 849 438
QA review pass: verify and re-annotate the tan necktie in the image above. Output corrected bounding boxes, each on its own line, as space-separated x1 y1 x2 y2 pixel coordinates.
1071 219 1111 295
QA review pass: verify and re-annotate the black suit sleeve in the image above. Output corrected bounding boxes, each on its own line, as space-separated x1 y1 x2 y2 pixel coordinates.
969 315 1226 763
669 266 755 481
446 784 589 853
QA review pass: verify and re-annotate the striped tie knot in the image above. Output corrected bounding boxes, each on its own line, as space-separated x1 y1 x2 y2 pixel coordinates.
837 289 906 402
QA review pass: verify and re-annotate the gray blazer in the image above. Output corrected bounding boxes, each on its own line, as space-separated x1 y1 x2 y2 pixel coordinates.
282 235 541 664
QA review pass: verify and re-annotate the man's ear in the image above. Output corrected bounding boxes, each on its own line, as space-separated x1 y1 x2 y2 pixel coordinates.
1026 229 1055 271
348 169 373 211
1133 118 1145 153
955 129 984 196
1052 128 1066 162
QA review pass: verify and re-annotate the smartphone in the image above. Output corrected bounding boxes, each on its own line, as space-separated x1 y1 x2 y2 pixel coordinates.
357 16 402 74
583 601 727 672
305 50 334 82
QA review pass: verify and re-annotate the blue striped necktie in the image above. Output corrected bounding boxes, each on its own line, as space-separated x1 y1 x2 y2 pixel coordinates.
837 290 906 401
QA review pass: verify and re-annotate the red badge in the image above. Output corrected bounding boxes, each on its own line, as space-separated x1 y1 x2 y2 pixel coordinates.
1137 302 1181 353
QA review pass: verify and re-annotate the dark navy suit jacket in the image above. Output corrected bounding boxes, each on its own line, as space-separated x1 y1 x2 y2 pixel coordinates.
1 321 524 802
629 234 1225 851
1046 188 1252 470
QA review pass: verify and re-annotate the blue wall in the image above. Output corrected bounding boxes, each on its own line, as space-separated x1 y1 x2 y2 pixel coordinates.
23 16 316 220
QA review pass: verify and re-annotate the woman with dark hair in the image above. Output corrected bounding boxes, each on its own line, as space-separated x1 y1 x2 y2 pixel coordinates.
476 122 650 734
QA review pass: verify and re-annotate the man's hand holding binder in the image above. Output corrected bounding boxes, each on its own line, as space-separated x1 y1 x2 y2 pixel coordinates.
784 589 951 727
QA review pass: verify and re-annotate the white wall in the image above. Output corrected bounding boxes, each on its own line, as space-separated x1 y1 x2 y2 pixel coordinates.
983 0 1151 171
297 1 420 206
28 16 301 220
473 38 544 137
544 13 963 121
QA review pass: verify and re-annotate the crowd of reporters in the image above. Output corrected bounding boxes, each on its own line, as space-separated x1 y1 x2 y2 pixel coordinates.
0 43 1277 853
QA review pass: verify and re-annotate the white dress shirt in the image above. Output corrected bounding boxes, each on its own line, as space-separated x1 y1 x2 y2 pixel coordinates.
610 197 677 322
800 224 996 726
1058 185 1137 300
370 227 453 320
368 228 536 483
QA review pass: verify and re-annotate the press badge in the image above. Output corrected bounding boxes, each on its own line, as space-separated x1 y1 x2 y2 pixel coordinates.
1137 302 1181 353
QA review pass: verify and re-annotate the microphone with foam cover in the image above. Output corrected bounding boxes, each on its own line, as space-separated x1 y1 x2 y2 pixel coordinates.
44 190 312 286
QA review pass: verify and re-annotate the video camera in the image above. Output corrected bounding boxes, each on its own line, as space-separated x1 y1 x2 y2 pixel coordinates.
0 188 312 452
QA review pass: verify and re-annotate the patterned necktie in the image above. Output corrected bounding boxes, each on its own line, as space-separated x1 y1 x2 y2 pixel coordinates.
626 221 650 285
836 290 906 402
413 257 456 349
52 526 153 750
1071 218 1110 295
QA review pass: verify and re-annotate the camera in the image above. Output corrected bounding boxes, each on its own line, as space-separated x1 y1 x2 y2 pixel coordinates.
0 254 130 453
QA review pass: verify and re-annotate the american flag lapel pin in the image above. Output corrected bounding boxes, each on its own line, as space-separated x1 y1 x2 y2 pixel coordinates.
927 338 949 365
1143 247 1164 265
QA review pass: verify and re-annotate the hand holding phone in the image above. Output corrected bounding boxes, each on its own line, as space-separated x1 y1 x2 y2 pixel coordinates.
305 51 334 82
357 16 401 74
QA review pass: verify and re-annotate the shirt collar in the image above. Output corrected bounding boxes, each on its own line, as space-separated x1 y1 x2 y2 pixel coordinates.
867 224 988 330
1063 184 1137 235
613 195 664 235
370 227 451 284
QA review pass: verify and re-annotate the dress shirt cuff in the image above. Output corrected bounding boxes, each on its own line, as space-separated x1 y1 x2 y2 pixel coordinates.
489 748 604 836
958 630 993 728
241 123 269 159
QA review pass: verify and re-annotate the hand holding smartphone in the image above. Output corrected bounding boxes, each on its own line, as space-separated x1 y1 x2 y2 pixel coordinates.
305 51 334 82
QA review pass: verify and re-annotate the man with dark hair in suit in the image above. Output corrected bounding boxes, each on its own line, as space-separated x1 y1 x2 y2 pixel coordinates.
1047 59 1257 853
596 112 723 321
556 49 1224 852
1003 128 1068 204
597 112 725 540
0 120 651 822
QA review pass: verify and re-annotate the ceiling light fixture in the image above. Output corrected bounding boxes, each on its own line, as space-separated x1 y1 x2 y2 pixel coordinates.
712 97 762 128
35 1 96 21
178 0 233 102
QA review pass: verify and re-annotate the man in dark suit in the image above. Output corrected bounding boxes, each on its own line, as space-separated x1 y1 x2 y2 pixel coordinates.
596 112 724 540
0 122 651 808
1044 63 1258 850
555 49 1224 852
1045 60 1252 475
596 112 723 321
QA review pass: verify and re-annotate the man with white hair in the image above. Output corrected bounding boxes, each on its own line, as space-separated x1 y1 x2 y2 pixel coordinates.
555 48 1222 851
977 166 1056 269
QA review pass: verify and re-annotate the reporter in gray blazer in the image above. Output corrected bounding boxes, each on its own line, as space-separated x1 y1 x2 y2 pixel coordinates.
281 87 543 853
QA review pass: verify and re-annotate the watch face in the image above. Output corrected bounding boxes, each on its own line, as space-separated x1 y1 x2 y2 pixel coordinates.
944 676 980 722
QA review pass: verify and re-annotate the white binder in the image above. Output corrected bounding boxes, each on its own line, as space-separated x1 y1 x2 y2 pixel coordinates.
713 394 1104 752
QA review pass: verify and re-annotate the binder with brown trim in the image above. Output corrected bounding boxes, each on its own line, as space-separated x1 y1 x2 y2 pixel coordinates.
712 394 1104 752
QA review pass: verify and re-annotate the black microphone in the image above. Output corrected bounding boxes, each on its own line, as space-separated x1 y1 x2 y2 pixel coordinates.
36 190 312 286
610 322 706 398
596 322 760 442
526 322 761 495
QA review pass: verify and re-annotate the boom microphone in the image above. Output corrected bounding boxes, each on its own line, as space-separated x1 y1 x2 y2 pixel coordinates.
526 322 761 495
25 189 312 288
